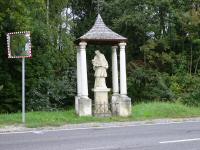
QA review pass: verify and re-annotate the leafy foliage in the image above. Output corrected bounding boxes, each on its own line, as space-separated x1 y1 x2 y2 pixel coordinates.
0 0 200 112
0 0 76 113
127 67 174 103
27 70 76 111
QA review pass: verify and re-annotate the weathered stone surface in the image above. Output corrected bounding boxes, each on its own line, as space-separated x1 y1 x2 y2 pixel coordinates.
111 94 120 115
92 50 108 88
117 96 132 117
77 97 92 116
92 88 110 115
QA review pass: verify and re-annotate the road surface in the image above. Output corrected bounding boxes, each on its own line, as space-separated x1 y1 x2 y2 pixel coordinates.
0 121 200 150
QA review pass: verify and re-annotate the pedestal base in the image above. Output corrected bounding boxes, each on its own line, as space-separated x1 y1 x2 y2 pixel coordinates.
117 96 132 117
92 88 110 116
75 96 92 116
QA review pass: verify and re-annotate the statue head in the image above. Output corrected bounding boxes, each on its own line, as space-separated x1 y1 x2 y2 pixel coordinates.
95 50 101 55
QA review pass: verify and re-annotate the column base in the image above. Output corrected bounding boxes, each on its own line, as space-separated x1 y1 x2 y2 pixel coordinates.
117 95 132 117
111 94 120 116
76 96 92 116
75 96 80 114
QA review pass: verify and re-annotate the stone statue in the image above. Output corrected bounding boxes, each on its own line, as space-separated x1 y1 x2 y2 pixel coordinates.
92 50 108 88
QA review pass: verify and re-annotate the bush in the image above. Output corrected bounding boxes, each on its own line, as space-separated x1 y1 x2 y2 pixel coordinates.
127 67 174 103
170 74 200 107
128 66 200 107
182 90 200 107
27 70 76 111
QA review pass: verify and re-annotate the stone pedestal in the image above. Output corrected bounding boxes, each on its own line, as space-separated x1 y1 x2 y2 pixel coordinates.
117 96 132 117
92 88 110 116
76 97 92 116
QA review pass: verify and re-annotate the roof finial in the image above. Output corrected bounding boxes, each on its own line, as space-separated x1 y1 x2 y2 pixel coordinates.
94 0 104 14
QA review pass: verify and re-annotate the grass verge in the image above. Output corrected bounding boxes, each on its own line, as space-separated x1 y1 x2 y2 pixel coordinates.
1 102 200 128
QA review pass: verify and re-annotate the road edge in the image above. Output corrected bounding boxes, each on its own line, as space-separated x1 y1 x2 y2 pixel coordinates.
1 117 200 134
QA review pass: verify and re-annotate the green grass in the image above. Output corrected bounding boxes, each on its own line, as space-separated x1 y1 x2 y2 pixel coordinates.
1 102 200 128
132 102 200 120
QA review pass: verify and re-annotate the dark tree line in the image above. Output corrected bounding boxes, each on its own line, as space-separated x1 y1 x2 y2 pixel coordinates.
0 0 200 113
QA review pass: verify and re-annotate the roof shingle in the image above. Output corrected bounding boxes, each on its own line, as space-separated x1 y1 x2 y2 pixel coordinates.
76 14 127 45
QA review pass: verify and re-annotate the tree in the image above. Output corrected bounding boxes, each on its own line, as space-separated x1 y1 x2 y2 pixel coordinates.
0 0 76 112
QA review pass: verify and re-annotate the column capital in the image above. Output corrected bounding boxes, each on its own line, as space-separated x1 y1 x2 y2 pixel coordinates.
119 42 127 47
112 46 118 53
111 46 118 50
79 42 87 49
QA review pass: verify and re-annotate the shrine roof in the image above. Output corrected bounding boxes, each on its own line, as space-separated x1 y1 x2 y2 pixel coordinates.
75 14 127 45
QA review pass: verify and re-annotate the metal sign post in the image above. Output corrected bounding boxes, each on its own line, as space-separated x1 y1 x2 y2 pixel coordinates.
22 58 25 123
7 31 32 124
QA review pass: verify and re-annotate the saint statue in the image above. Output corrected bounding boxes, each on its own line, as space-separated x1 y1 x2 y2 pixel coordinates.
92 50 108 88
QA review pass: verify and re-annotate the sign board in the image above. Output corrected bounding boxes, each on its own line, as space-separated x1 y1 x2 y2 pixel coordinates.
7 31 32 58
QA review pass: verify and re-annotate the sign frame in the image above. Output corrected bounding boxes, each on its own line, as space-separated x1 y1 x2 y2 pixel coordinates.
7 31 32 59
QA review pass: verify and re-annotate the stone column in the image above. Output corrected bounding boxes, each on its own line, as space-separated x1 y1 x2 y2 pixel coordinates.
79 42 88 97
77 46 81 96
117 42 131 117
76 42 92 116
75 46 81 114
112 46 119 95
111 46 119 115
119 42 127 96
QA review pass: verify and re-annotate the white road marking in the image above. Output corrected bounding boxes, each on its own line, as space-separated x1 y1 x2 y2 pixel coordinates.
76 146 116 150
32 131 44 134
0 120 200 135
0 130 33 135
160 138 200 144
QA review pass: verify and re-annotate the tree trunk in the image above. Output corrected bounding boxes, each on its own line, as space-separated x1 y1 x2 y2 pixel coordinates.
46 0 49 25
189 43 193 75
195 56 200 74
159 7 165 38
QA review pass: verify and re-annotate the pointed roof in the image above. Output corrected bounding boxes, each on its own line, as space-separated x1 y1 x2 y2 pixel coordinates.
76 14 127 45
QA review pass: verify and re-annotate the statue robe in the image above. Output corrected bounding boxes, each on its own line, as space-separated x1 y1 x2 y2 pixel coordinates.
92 53 108 88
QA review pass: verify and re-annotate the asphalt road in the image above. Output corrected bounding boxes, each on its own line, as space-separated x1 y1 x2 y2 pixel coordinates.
0 121 200 150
